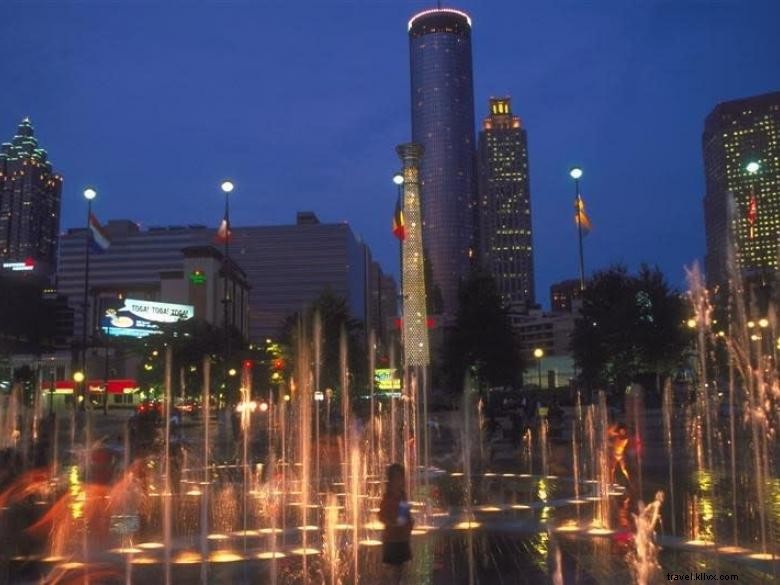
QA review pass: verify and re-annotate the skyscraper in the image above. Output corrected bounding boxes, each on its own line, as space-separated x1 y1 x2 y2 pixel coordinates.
477 97 535 309
0 118 62 275
703 91 780 297
409 7 476 318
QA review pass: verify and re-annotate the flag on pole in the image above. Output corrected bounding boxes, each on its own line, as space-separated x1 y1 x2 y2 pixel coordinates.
215 217 231 243
392 195 406 241
88 214 111 253
747 194 757 239
574 195 592 234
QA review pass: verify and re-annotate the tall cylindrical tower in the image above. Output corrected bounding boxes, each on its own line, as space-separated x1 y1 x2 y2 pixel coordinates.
397 142 430 367
409 7 476 319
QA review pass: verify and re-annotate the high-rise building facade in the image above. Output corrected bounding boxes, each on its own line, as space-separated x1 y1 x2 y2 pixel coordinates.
409 7 476 318
0 118 62 275
57 213 396 344
477 97 535 309
703 91 780 295
550 278 582 313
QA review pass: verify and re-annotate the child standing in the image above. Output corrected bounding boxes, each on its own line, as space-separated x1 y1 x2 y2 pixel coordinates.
378 463 413 583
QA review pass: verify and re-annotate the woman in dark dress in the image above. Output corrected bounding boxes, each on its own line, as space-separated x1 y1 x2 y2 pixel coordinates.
378 463 413 583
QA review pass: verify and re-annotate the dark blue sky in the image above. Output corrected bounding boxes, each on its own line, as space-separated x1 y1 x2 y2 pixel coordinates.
2 0 778 307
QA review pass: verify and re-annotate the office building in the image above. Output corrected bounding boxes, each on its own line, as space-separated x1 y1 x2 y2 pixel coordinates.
57 221 250 343
477 97 535 310
703 91 780 299
231 212 396 341
550 279 582 313
409 7 476 318
0 118 62 276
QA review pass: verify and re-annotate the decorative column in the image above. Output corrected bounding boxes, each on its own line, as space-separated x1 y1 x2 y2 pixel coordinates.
397 143 429 368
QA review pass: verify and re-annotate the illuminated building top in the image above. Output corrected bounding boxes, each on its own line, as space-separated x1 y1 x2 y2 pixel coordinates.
478 97 535 310
408 8 472 33
0 118 62 274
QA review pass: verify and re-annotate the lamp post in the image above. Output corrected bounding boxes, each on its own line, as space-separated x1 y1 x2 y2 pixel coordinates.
393 171 404 345
392 172 404 462
533 348 544 390
314 390 324 486
746 161 760 241
220 180 234 397
569 167 586 291
80 187 97 410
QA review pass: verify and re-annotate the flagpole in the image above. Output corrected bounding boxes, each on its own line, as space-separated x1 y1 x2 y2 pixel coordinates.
81 187 97 411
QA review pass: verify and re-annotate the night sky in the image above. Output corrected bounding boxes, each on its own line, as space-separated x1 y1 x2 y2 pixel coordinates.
2 0 778 307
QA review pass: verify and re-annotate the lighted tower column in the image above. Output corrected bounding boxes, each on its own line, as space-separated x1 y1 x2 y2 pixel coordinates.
397 143 430 367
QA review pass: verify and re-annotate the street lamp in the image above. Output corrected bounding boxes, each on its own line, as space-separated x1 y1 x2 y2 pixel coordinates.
81 187 97 411
392 173 404 186
569 167 586 290
220 180 234 396
314 389 324 485
73 371 85 383
533 348 544 389
758 318 769 329
745 162 760 240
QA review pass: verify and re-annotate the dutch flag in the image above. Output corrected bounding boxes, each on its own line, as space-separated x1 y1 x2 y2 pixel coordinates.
89 213 111 253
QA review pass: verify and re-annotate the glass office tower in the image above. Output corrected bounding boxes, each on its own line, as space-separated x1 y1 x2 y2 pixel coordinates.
409 8 476 318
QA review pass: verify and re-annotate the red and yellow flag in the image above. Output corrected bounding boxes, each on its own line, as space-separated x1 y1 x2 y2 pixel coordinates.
575 195 592 233
747 194 758 239
392 196 405 241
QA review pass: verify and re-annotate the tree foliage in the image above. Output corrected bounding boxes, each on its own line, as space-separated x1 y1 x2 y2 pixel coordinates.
443 271 521 392
279 289 366 399
571 264 691 395
0 275 58 354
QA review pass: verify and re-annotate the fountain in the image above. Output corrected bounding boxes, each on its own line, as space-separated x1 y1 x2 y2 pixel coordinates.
0 263 777 584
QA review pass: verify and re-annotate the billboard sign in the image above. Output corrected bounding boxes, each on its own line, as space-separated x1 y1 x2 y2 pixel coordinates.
375 368 401 391
100 298 194 338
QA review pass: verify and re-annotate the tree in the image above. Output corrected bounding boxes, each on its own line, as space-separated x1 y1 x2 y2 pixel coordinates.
279 289 366 403
133 318 247 401
571 264 692 399
443 271 521 393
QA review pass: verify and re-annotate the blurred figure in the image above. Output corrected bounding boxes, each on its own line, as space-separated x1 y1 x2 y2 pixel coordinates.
608 423 631 485
379 463 413 584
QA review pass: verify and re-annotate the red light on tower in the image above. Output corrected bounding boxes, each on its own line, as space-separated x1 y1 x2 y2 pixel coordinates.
243 360 253 369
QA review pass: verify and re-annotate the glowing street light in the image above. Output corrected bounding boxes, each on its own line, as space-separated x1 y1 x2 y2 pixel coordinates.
220 179 235 193
758 318 769 328
533 348 544 389
83 187 97 200
73 371 85 383
569 167 583 180
228 368 237 377
392 172 404 185
687 318 697 329
745 161 760 174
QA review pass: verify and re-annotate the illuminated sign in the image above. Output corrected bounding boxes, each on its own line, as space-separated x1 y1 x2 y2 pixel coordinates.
101 298 194 338
2 260 34 271
375 368 401 391
189 270 206 285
